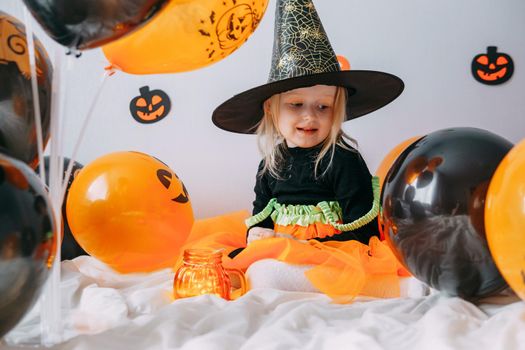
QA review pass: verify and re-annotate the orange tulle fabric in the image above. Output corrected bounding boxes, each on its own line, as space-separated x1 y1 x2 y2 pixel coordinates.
274 221 340 240
181 211 409 303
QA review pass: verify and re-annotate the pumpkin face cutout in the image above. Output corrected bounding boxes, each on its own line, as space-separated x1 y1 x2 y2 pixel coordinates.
471 46 514 85
129 86 171 124
157 169 190 203
216 4 257 50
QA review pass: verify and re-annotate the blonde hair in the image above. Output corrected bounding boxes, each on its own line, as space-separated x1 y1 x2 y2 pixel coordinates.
256 86 357 179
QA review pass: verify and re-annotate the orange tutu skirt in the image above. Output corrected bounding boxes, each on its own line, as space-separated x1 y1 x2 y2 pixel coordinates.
179 210 409 303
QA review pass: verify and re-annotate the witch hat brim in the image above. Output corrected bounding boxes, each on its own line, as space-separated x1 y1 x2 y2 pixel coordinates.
212 70 404 134
212 0 404 134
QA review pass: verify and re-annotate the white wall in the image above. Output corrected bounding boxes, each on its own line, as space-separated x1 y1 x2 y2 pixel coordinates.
2 0 524 219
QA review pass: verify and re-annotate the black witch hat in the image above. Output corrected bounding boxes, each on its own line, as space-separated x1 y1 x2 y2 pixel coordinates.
212 0 404 134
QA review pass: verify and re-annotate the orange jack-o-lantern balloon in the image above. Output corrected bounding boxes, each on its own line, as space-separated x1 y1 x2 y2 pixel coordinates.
103 0 269 74
66 151 194 273
486 139 525 300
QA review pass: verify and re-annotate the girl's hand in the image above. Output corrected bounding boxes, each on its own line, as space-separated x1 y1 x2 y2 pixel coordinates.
247 227 276 244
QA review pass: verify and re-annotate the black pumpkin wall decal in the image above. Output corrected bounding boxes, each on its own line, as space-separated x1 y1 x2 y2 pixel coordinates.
471 46 514 85
129 86 171 123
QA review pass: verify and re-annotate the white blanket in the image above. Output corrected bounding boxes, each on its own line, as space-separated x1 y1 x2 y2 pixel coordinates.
2 256 525 350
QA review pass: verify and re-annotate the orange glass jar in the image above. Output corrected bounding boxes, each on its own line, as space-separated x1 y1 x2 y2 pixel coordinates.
173 249 247 300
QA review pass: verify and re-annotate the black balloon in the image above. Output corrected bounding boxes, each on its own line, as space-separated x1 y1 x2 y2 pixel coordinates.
22 0 168 50
38 156 87 260
0 11 53 168
382 127 513 299
0 153 56 338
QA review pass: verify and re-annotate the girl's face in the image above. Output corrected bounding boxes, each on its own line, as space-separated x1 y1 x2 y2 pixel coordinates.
276 85 337 148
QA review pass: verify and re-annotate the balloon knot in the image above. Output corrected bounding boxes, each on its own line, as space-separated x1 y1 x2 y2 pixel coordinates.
104 64 119 76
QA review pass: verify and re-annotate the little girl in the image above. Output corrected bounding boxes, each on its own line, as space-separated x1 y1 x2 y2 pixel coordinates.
207 0 408 301
246 84 380 247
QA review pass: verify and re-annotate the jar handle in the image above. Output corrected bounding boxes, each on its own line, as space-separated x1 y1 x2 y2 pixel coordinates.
225 268 247 300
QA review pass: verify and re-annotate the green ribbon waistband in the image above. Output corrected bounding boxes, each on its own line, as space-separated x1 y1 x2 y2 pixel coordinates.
245 176 380 232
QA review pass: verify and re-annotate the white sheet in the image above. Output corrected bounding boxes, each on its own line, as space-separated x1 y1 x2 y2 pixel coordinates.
2 256 525 350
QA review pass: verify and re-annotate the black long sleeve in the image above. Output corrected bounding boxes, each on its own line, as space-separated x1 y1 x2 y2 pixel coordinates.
247 142 379 243
250 161 275 230
317 147 379 244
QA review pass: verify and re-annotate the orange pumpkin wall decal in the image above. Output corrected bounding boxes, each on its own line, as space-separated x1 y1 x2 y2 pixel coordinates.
471 46 514 85
129 86 171 123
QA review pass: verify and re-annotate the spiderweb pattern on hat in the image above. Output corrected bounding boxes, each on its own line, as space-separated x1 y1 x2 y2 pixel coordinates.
269 0 340 82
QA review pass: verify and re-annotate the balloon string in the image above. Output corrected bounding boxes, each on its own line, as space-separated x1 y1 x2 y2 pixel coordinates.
23 7 46 182
40 45 67 346
49 48 66 255
59 71 110 205
54 53 71 207
23 8 63 345
39 46 72 347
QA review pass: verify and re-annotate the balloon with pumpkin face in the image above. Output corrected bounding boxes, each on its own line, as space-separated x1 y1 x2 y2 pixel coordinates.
103 0 269 74
129 86 171 124
66 151 194 273
471 46 514 85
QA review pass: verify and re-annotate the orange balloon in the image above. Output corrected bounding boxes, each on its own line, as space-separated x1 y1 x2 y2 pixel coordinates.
376 136 421 238
337 55 350 71
66 151 194 273
103 0 269 74
486 139 525 300
375 136 422 192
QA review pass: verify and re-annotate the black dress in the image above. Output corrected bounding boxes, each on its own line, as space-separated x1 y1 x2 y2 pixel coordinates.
229 142 380 258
